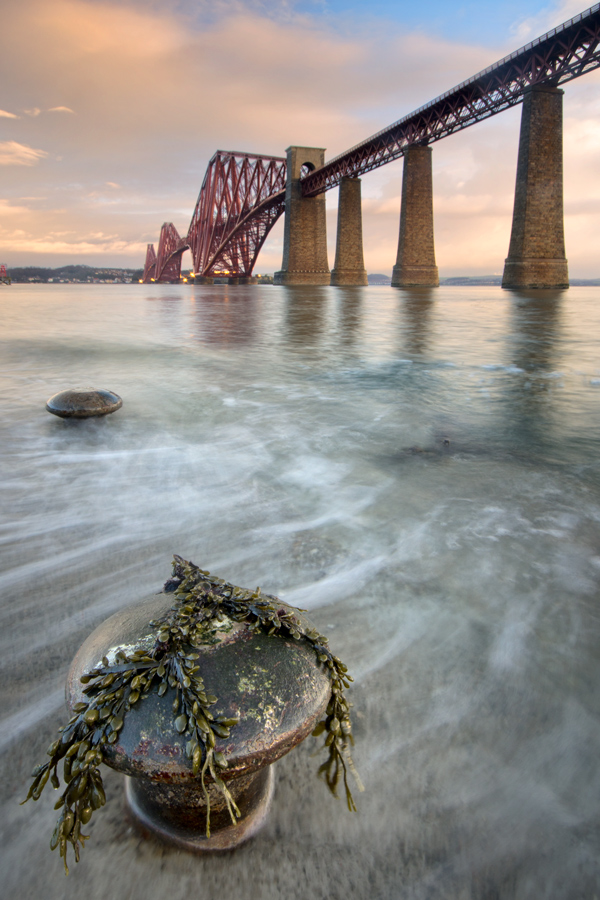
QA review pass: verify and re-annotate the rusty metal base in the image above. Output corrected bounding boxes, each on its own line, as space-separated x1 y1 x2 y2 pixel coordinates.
125 765 275 853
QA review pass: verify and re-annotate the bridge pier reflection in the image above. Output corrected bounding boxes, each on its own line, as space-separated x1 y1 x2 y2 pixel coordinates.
284 286 328 344
391 146 439 288
398 288 435 356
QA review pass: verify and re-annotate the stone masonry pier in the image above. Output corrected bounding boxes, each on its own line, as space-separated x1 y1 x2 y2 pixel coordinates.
331 178 368 286
502 85 569 290
391 146 439 288
274 147 330 286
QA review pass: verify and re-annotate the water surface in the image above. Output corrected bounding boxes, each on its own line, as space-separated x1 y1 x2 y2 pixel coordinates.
2 283 600 899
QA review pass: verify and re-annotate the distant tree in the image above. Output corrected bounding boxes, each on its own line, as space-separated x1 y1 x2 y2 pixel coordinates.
7 265 145 283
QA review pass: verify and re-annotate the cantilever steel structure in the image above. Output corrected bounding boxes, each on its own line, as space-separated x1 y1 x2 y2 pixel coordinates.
144 152 286 283
144 4 600 282
187 151 286 277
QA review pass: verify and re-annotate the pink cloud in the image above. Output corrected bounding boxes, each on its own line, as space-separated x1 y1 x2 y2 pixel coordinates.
0 141 48 166
1 0 600 275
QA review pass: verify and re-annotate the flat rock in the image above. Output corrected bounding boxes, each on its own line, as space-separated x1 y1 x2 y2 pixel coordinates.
46 387 123 418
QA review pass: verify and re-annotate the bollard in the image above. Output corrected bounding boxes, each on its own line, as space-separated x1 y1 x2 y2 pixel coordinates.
66 592 331 851
24 556 361 871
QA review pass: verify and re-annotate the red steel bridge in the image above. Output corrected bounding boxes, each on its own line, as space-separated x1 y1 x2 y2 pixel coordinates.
143 152 287 283
143 3 600 283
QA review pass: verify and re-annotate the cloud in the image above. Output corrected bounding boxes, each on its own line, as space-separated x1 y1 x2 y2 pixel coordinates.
0 228 148 256
0 199 31 215
510 0 593 45
1 0 600 274
0 0 493 157
23 108 41 117
0 109 19 119
0 141 48 166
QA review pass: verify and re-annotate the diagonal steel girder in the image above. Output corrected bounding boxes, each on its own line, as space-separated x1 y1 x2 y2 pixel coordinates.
301 3 600 196
144 152 286 282
153 222 186 283
142 243 157 283
187 150 286 277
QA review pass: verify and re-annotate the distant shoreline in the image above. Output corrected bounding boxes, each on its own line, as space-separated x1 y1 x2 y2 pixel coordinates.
5 266 600 287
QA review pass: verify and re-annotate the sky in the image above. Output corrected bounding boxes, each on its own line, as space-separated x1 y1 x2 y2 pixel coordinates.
2 0 600 276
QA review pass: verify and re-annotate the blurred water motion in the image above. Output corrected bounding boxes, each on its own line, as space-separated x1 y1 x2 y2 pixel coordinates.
2 283 600 899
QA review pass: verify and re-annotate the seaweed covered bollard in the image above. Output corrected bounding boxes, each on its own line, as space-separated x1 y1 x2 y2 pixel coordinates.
23 555 363 872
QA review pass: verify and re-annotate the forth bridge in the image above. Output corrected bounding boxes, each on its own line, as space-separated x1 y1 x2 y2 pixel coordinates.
143 4 600 291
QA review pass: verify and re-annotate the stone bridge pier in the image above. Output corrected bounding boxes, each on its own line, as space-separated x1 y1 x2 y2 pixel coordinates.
275 94 570 293
274 147 330 285
391 145 439 288
331 177 368 286
502 84 569 289
274 148 368 286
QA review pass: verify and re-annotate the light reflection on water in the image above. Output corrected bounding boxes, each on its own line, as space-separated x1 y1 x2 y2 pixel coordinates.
2 283 600 899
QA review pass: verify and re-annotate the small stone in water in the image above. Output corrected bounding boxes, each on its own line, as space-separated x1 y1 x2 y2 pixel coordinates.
46 388 122 419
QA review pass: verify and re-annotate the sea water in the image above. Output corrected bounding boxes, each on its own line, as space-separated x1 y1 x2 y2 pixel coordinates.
1 283 599 899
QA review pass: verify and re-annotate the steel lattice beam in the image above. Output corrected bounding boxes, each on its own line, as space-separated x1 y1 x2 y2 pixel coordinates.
187 151 286 277
301 3 600 195
142 243 157 283
153 222 185 283
145 151 286 282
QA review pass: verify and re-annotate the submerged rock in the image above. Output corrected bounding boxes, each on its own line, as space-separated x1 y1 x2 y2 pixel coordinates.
46 388 122 418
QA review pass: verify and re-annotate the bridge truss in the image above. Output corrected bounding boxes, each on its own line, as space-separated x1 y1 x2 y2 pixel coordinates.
188 151 286 277
143 151 286 283
302 3 600 195
144 4 600 281
142 243 156 282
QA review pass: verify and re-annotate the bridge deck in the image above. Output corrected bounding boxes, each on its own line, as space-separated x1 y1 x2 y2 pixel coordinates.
302 4 600 196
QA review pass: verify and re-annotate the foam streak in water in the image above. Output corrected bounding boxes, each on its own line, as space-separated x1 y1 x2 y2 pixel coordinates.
0 687 64 752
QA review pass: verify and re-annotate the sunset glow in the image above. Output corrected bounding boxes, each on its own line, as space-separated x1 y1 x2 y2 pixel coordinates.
2 0 600 275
